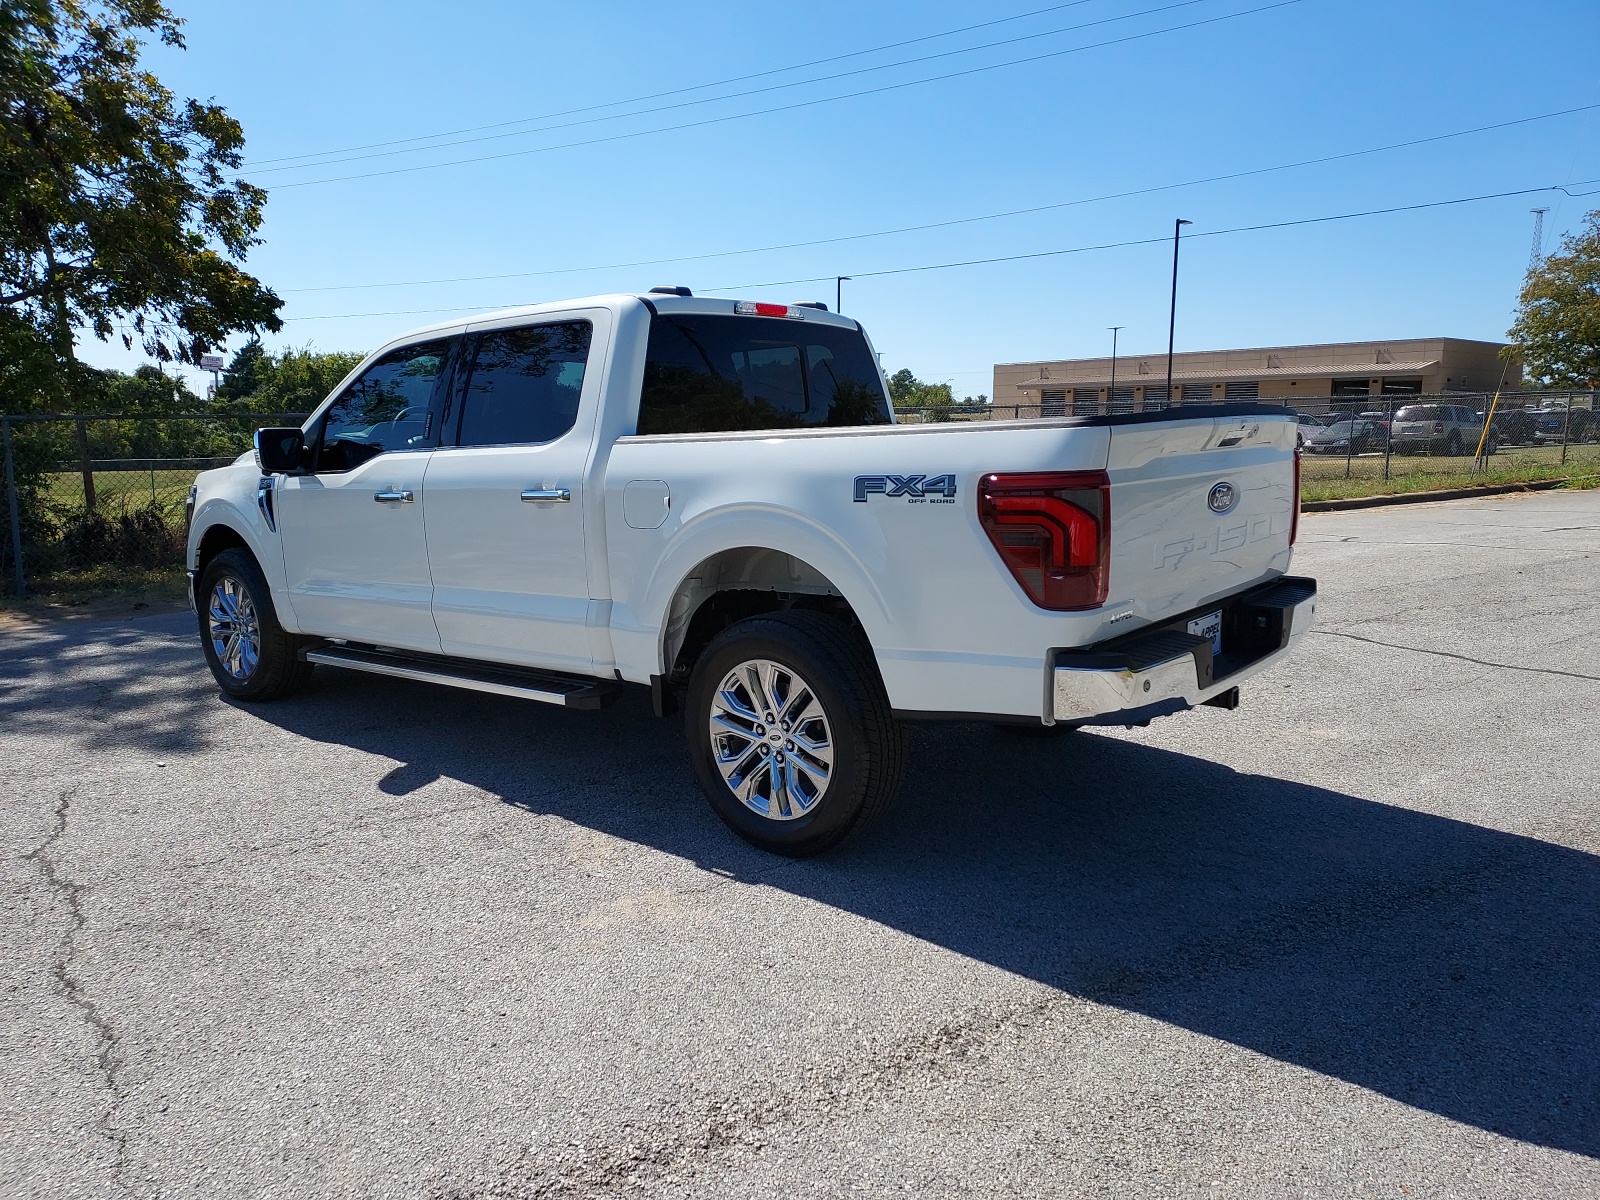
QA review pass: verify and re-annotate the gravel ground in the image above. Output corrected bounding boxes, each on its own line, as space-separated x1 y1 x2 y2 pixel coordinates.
2 491 1597 1199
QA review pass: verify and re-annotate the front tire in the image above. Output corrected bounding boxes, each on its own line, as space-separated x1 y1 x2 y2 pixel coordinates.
197 548 313 701
685 611 906 857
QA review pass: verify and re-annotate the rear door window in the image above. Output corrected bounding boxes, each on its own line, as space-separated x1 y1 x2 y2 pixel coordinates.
638 313 892 435
455 321 592 447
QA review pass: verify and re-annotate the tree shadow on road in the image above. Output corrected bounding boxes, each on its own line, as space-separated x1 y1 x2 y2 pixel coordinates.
5 626 1596 1159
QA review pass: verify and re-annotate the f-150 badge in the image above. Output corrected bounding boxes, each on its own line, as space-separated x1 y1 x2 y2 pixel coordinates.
854 474 958 503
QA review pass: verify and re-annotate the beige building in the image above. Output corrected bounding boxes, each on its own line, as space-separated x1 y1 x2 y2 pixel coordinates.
993 338 1520 415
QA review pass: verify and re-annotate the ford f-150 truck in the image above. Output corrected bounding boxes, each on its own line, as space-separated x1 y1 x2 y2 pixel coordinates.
186 289 1316 855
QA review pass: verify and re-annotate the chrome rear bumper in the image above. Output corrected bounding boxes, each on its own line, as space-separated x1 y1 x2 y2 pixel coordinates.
1053 576 1317 724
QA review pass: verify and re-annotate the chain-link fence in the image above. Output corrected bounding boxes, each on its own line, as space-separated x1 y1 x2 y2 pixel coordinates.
893 391 1600 485
5 393 1596 599
1 412 305 600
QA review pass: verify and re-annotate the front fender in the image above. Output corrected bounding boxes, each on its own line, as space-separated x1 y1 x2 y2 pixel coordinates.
188 466 295 630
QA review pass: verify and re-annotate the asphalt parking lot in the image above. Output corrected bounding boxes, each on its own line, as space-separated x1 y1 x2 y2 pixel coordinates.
4 491 1598 1199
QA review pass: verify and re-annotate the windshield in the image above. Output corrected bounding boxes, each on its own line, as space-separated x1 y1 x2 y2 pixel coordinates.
638 313 892 435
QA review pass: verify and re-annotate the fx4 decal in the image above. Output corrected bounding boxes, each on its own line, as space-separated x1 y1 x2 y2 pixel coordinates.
853 474 959 504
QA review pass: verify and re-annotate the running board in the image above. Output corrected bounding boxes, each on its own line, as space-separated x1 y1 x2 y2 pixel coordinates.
301 644 621 710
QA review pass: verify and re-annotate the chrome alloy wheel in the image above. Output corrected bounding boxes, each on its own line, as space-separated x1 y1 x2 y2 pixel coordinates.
207 576 261 681
708 658 834 821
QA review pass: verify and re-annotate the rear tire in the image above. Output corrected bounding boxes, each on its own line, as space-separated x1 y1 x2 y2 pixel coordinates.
684 610 906 857
1447 431 1464 456
197 548 314 701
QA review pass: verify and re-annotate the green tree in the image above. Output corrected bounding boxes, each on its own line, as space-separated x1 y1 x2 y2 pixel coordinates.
885 368 955 409
0 0 282 412
886 368 921 407
1506 209 1600 388
215 336 270 403
221 343 364 416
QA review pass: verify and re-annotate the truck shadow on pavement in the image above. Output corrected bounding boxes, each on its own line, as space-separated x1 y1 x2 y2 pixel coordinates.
3 620 1596 1160
258 668 1600 1162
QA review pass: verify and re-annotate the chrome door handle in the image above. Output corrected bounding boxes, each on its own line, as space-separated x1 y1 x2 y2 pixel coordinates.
374 489 414 503
520 488 570 503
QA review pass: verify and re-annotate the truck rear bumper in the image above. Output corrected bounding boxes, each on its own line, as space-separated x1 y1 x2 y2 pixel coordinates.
1052 575 1317 725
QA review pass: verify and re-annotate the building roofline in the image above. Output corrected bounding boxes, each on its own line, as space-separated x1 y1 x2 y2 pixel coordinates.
994 336 1508 369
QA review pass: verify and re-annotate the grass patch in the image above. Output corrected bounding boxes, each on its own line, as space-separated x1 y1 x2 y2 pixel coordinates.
0 564 189 615
1303 460 1599 503
44 468 200 510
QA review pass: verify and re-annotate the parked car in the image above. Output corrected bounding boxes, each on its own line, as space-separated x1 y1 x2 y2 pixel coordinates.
185 290 1314 856
1479 407 1536 447
1528 403 1600 444
1389 403 1484 456
1304 415 1383 455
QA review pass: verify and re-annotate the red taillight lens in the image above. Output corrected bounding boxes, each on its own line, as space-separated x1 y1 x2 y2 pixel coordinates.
1291 448 1302 545
977 471 1110 610
735 301 795 318
1433 422 1445 434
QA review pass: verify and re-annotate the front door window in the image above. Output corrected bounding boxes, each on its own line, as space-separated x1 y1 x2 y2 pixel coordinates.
315 339 454 471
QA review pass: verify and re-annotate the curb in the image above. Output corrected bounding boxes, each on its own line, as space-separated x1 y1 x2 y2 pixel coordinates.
1303 476 1598 512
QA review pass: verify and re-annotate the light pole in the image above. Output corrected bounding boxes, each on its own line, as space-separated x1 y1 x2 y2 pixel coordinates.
836 276 851 314
1166 219 1192 408
1108 326 1123 408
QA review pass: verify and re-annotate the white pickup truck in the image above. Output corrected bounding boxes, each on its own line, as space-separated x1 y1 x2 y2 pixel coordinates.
186 289 1316 855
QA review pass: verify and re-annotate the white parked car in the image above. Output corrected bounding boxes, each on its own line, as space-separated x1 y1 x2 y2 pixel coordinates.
186 290 1315 854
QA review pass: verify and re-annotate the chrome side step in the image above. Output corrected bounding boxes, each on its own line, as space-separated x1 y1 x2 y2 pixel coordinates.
301 644 621 710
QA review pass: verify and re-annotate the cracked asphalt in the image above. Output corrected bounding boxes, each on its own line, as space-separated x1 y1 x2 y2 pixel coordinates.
3 490 1598 1199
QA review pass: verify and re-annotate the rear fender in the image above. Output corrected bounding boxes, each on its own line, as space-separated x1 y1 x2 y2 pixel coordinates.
642 506 894 678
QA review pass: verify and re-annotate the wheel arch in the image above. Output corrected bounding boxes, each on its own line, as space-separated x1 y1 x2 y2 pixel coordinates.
658 545 881 689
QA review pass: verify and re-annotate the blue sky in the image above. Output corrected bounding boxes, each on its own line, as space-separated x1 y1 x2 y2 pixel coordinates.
95 0 1600 397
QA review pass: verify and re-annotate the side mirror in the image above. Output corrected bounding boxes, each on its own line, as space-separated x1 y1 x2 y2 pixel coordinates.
254 427 305 474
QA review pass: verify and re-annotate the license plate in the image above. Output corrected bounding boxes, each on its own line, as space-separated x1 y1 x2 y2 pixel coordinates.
1187 609 1223 656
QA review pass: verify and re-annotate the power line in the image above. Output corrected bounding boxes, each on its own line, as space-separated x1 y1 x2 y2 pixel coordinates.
250 0 1213 179
278 182 1599 322
264 0 1306 190
280 102 1600 295
702 183 1600 291
246 0 1106 169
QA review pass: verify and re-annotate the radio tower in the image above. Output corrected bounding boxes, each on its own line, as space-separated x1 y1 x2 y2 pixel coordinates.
1529 208 1549 271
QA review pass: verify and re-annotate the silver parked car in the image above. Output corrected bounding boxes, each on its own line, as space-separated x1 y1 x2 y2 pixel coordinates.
1389 403 1487 456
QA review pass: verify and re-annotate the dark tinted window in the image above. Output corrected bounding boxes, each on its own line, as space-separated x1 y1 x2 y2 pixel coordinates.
316 338 454 472
457 322 592 447
638 313 891 435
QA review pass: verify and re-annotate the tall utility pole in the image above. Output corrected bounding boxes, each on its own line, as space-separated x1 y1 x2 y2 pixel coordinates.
1166 219 1192 408
1108 326 1124 403
836 276 851 314
1529 208 1549 271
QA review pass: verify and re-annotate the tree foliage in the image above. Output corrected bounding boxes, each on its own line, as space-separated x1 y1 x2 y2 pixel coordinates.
1507 209 1600 388
887 368 995 422
217 339 363 415
0 0 282 411
886 368 956 409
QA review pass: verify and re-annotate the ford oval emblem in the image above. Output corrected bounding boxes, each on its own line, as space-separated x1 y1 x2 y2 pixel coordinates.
1208 481 1237 513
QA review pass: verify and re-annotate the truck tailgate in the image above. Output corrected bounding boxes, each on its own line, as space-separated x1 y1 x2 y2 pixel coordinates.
1106 412 1297 624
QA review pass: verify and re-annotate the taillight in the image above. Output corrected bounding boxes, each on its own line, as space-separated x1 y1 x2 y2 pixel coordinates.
1291 448 1301 545
1433 422 1445 434
977 471 1109 610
